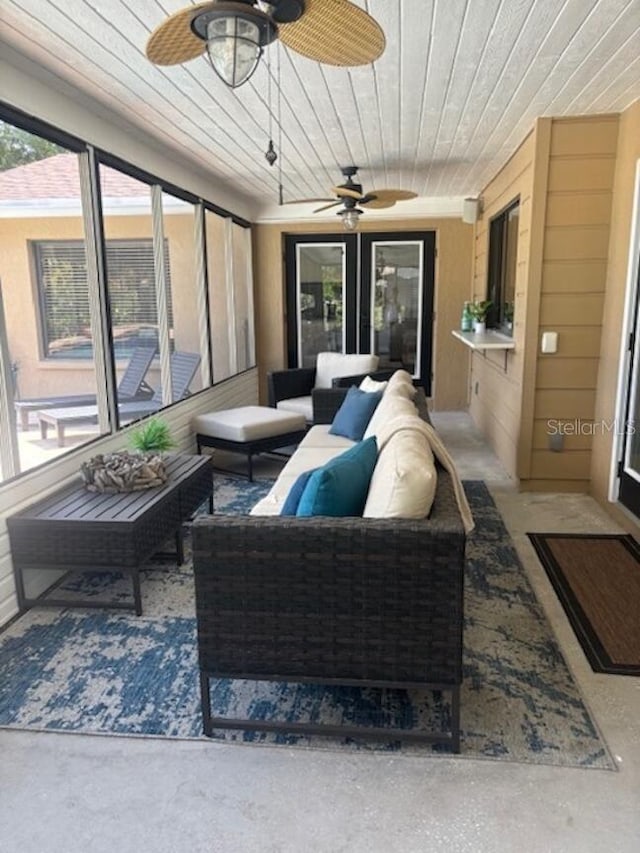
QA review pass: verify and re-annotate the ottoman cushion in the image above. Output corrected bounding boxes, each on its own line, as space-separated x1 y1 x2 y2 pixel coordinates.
193 406 305 443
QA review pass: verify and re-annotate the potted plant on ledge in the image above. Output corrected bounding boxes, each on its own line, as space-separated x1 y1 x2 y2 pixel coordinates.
468 300 492 334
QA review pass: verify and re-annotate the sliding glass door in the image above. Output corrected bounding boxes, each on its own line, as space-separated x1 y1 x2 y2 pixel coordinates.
361 236 428 378
285 231 435 392
619 243 640 516
285 234 357 369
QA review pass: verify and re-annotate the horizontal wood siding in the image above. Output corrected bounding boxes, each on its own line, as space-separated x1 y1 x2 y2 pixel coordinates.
0 369 258 627
468 130 536 479
530 115 618 487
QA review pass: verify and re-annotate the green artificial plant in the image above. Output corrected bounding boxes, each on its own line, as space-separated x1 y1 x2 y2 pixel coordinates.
129 417 176 454
467 299 493 322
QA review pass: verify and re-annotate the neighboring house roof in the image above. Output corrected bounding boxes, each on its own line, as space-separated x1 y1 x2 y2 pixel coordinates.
0 152 191 217
0 152 147 201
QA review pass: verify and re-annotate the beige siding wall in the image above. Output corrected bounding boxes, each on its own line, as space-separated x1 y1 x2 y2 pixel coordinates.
523 115 618 490
591 100 640 530
470 116 620 489
0 369 259 626
252 218 474 411
468 127 541 478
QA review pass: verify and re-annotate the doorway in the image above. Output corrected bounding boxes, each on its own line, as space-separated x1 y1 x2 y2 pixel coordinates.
618 242 640 515
615 160 640 516
284 231 435 393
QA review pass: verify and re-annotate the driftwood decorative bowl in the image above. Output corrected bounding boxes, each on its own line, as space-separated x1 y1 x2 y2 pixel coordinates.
80 451 168 493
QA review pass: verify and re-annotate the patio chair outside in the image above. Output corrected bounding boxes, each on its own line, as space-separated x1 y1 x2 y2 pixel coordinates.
117 351 202 421
15 346 156 430
36 351 202 447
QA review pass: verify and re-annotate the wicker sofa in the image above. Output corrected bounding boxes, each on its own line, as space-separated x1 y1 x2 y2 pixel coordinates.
192 381 467 750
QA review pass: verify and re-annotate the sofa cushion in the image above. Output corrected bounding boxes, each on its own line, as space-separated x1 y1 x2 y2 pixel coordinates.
297 436 378 517
251 472 299 516
363 391 417 441
296 424 354 450
363 428 437 519
329 386 382 441
280 468 318 516
279 446 349 478
314 352 379 389
386 369 417 398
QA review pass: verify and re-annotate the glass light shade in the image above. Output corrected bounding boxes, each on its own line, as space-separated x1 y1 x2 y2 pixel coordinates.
206 16 262 88
341 209 361 231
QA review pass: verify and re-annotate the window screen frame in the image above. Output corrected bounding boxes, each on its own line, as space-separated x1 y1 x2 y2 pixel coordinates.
486 198 520 332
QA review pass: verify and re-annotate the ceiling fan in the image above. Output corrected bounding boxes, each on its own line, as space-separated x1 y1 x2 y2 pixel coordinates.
286 166 418 230
146 0 386 89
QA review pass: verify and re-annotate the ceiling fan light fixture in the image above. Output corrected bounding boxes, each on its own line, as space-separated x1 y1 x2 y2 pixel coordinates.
339 207 362 231
192 3 277 88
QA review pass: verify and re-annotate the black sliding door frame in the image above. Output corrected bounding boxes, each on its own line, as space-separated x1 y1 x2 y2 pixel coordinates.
360 231 435 395
284 230 435 394
284 233 357 368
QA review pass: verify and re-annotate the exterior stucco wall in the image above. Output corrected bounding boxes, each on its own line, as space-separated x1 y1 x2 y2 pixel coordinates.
1 212 199 399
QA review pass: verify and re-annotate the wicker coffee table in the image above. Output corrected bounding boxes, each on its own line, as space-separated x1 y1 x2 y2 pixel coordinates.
7 454 212 616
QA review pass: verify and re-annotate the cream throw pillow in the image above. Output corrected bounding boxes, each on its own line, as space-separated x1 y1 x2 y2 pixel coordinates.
363 392 416 441
359 376 388 394
363 428 437 518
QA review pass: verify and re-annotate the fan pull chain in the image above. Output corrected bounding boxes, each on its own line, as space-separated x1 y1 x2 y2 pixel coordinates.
277 41 283 203
265 44 277 167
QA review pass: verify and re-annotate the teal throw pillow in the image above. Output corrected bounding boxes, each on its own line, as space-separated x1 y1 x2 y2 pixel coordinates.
280 468 317 516
329 386 383 441
296 436 378 517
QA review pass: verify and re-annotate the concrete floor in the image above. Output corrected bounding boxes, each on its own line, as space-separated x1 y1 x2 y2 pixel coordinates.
1 412 639 853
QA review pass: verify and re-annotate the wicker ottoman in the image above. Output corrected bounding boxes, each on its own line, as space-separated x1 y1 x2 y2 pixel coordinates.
192 406 307 482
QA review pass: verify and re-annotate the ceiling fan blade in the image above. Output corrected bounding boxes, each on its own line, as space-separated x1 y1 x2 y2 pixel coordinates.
331 186 362 200
368 189 418 203
313 201 342 213
283 198 336 205
146 3 211 66
360 197 396 209
279 0 386 66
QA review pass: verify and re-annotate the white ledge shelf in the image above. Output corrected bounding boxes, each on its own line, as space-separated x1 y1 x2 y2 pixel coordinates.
451 330 516 351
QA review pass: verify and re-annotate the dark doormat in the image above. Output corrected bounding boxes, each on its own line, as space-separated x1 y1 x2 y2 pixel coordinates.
527 533 640 676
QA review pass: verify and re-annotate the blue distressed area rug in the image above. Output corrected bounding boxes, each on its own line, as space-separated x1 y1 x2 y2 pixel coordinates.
0 478 615 769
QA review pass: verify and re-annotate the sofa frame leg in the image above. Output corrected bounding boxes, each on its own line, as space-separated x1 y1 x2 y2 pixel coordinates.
200 671 213 737
450 685 461 753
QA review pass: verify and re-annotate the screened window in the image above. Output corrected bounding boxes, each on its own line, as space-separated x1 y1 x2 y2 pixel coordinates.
487 200 519 332
34 240 173 359
205 210 233 382
231 222 255 371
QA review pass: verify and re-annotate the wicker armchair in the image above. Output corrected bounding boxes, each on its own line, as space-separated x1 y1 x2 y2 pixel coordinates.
267 352 379 422
192 389 465 750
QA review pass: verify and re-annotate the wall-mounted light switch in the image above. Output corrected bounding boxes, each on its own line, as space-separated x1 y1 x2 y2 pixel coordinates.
541 331 558 354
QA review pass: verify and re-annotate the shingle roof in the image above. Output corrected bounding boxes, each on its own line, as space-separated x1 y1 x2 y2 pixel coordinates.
0 152 148 200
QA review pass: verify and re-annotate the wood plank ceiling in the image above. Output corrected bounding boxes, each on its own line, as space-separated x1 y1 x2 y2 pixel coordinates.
1 0 639 220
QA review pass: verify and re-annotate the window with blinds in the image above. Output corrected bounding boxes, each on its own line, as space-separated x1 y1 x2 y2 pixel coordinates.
33 239 173 358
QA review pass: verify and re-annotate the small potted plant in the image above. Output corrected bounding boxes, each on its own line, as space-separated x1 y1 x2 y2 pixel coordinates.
504 301 514 332
129 417 176 455
468 300 492 334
